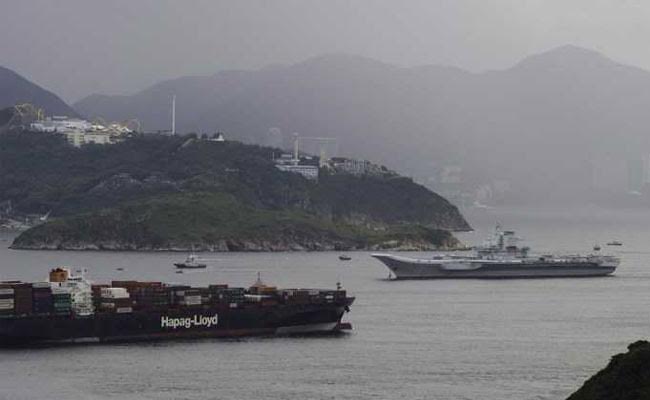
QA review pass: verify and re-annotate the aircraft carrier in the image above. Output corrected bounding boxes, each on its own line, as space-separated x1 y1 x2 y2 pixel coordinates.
372 228 619 279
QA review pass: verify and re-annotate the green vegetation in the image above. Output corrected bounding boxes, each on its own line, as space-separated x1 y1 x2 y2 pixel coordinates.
314 172 466 227
13 192 458 251
0 131 311 215
567 341 650 400
0 107 14 128
1 131 469 251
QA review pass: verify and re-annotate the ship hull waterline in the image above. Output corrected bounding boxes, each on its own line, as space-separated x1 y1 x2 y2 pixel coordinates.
0 300 354 346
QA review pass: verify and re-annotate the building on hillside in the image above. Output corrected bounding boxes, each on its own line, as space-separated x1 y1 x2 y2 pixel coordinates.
30 116 92 133
208 132 225 142
275 164 319 180
330 157 369 175
64 130 115 147
30 116 131 147
328 157 393 177
274 153 319 181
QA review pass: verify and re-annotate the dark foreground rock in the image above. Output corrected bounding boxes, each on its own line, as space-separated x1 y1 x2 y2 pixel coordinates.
567 341 650 400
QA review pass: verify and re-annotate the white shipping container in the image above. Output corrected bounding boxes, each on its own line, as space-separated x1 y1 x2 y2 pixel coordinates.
101 287 129 299
116 307 133 313
0 299 15 305
180 300 202 306
183 299 202 303
0 288 15 295
101 294 130 299
100 302 115 309
244 294 266 302
0 303 15 309
32 282 51 288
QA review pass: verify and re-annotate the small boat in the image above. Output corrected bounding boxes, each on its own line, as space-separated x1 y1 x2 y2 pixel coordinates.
606 241 623 246
593 244 601 252
174 253 207 269
116 267 125 271
339 255 352 261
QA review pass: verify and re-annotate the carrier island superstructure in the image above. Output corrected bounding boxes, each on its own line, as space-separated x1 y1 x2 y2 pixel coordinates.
0 268 354 345
372 228 619 279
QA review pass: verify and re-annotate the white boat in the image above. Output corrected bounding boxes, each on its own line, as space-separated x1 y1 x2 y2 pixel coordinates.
174 254 207 269
372 227 619 279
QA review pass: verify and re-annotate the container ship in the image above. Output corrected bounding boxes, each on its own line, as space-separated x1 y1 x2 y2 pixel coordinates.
372 227 620 279
0 268 354 346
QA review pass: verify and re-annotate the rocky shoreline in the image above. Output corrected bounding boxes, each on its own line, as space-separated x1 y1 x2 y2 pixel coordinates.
10 236 462 252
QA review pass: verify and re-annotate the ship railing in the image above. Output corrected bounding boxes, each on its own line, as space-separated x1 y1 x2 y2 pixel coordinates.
530 254 618 263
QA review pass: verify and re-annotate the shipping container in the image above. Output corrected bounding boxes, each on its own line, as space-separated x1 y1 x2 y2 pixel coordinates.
100 287 129 299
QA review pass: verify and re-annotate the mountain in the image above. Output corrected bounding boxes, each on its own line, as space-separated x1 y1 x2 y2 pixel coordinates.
0 66 78 117
74 46 650 205
2 131 469 251
567 340 650 400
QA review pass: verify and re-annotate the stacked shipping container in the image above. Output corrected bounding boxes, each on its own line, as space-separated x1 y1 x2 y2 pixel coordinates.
13 284 33 315
0 275 349 317
99 287 133 313
111 281 169 311
0 284 14 317
209 286 245 305
32 282 53 315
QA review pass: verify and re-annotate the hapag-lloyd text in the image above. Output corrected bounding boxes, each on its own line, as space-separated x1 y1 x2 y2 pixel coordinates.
161 314 218 329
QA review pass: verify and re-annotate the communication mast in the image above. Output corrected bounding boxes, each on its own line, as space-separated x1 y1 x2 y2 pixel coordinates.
296 136 338 167
292 132 300 163
171 95 176 135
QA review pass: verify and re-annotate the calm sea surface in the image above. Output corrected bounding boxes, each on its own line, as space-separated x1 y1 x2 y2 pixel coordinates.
1 205 649 400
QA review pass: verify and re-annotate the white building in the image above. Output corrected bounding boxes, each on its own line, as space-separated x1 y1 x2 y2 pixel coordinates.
64 130 115 147
274 153 319 181
208 132 225 142
30 116 92 133
30 116 130 147
275 164 319 180
329 157 371 175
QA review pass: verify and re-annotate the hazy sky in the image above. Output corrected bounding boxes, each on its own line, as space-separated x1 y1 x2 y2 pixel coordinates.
1 0 649 102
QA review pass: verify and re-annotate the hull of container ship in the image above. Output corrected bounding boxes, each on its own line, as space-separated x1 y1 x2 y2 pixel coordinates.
372 254 618 279
0 300 353 346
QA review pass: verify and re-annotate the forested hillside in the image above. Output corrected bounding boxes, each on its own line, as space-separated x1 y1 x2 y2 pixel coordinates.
1 131 469 251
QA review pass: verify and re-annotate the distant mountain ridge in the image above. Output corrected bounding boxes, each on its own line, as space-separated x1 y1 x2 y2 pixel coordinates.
73 45 650 205
0 66 78 117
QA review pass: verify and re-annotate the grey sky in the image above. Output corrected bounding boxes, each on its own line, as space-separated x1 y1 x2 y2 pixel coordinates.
1 0 649 102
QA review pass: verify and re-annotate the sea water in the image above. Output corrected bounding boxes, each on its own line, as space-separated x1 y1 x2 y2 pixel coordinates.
0 205 648 400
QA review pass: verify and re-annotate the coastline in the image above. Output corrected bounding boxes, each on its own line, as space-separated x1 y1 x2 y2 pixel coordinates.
9 237 465 252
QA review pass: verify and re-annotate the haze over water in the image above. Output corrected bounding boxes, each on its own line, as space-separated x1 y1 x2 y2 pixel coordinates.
0 205 647 399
